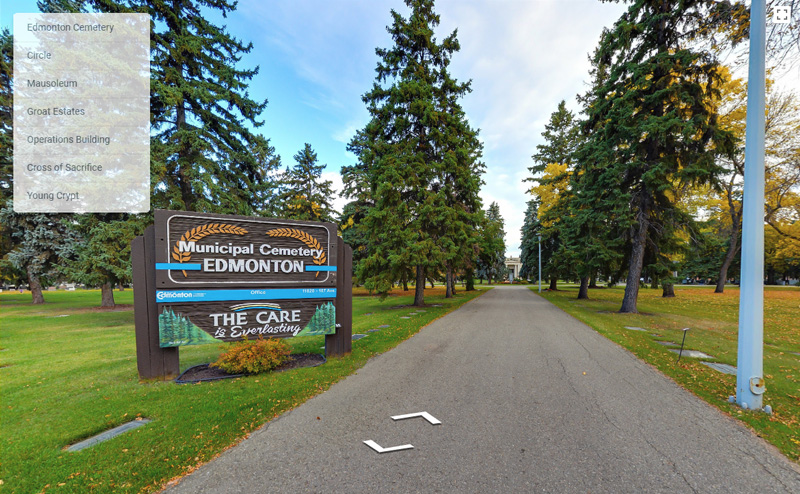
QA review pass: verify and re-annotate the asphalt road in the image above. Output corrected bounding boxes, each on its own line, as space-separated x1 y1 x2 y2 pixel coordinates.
165 286 800 493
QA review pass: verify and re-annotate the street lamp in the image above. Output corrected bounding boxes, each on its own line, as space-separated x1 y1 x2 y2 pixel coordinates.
538 235 542 293
736 0 767 411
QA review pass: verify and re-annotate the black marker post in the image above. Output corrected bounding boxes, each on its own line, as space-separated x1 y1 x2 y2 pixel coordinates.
676 328 690 363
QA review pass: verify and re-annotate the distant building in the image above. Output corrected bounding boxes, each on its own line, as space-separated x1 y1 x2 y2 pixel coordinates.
505 257 522 280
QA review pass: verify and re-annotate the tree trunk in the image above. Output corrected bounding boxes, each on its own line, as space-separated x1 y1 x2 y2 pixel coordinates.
717 175 743 293
589 272 598 289
445 264 453 298
402 273 408 292
176 97 195 210
577 276 589 299
715 229 741 294
548 277 557 291
620 211 649 313
27 267 44 304
715 238 739 293
100 282 116 308
651 275 659 290
766 267 776 285
466 269 475 291
413 265 425 306
429 278 435 289
662 282 675 297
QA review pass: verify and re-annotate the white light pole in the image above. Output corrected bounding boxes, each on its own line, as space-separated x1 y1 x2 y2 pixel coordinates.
538 235 542 293
736 0 766 410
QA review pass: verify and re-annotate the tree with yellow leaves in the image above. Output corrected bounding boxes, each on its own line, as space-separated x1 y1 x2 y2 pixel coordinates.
705 66 800 292
525 100 579 290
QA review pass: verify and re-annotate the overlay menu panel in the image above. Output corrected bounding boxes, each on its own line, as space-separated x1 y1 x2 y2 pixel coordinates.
13 13 150 213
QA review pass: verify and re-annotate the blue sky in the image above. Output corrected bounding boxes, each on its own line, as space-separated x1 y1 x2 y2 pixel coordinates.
2 1 665 256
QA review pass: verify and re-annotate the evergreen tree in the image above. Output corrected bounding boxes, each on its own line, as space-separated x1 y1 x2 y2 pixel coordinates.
251 135 283 217
146 0 279 214
476 202 506 285
529 100 580 175
580 0 734 313
279 144 336 223
343 0 484 306
0 203 77 303
519 200 540 280
159 309 175 346
0 29 21 286
0 29 11 205
34 0 281 307
553 57 627 300
61 214 147 307
526 100 580 290
339 201 370 269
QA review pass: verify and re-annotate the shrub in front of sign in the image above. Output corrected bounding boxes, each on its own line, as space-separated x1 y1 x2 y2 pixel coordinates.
211 337 291 375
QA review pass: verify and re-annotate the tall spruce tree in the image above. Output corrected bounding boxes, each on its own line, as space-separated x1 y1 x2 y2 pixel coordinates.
476 202 506 285
0 29 19 285
559 52 626 300
0 204 77 303
61 214 148 306
343 0 484 306
526 100 579 290
580 0 734 313
146 0 278 214
431 60 485 298
519 199 540 281
0 29 11 205
35 0 280 307
279 144 336 223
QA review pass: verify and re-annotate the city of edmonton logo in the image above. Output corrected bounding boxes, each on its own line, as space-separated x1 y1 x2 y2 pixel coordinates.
172 223 248 277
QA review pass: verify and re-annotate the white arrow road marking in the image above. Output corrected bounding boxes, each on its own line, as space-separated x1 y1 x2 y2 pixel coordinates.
363 440 414 454
391 411 441 425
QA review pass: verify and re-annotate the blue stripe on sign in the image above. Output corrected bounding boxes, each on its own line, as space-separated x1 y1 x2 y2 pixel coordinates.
156 288 337 303
305 266 337 272
156 263 202 271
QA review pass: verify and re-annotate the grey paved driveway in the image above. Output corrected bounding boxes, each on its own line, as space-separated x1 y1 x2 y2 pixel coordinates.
165 286 800 493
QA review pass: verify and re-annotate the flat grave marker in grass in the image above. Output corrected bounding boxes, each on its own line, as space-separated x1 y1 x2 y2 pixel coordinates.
624 326 647 331
655 341 678 346
352 334 367 341
668 349 714 359
702 362 737 375
66 419 152 452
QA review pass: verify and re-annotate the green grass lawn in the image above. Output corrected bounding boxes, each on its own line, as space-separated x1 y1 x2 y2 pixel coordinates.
535 285 800 464
0 286 488 494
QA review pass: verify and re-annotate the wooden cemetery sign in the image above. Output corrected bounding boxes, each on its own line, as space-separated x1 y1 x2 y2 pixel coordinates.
132 210 352 379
